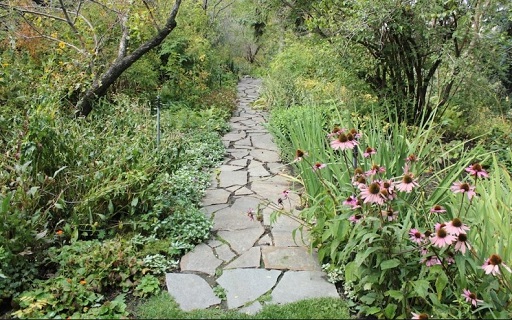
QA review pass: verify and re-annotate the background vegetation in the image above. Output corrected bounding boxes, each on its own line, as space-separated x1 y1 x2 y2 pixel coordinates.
258 0 512 318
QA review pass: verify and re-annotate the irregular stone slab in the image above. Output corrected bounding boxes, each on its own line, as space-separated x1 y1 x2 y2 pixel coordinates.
219 164 244 172
225 247 261 269
271 215 302 231
217 226 265 254
216 269 281 309
270 271 339 305
251 134 279 151
212 206 258 231
202 189 231 206
230 117 247 122
239 301 263 315
227 149 250 159
248 161 271 177
261 247 321 271
257 234 273 246
234 137 252 147
222 132 246 142
215 244 236 262
180 243 222 275
266 162 286 175
201 204 229 218
250 149 280 163
207 239 223 248
235 187 254 195
250 176 294 203
230 122 248 130
165 273 221 311
273 230 310 247
229 196 263 213
230 159 249 167
219 171 247 188
241 119 264 127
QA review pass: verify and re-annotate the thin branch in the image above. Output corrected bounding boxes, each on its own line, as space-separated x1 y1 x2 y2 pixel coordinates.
18 13 85 54
141 0 161 32
58 0 86 49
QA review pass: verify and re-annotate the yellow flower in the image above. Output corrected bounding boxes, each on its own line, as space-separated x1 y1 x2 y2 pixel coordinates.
79 279 87 285
58 42 66 49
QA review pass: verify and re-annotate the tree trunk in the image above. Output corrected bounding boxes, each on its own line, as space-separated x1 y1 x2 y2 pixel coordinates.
76 0 182 117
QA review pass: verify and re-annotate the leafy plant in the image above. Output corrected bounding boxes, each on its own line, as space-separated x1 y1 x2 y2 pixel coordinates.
134 275 161 298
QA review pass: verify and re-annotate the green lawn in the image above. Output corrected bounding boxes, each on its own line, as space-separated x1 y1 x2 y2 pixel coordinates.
132 292 351 319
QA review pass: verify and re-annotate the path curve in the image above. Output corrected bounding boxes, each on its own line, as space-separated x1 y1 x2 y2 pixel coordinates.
165 77 339 314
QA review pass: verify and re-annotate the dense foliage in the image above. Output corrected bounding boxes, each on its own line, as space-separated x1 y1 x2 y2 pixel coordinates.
260 1 512 318
0 0 245 318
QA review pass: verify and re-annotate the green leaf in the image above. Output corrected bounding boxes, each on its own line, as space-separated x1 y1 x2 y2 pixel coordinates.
384 303 397 319
435 271 448 301
386 290 404 301
360 293 376 305
355 247 380 267
345 261 360 282
364 306 381 315
380 258 400 270
108 200 114 214
131 197 139 207
412 279 430 297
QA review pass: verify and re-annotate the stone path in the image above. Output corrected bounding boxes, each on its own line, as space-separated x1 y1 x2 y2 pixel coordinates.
165 77 339 314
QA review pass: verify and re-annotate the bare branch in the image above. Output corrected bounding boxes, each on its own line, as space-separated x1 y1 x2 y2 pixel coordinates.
141 0 161 32
58 0 86 49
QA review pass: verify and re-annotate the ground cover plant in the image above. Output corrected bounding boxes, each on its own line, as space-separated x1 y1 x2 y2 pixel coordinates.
133 292 350 319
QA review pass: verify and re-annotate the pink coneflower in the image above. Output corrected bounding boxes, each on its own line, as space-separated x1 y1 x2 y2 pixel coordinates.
406 154 419 162
360 182 386 205
430 227 456 248
454 233 471 254
445 218 470 236
352 175 367 188
445 252 455 265
411 312 429 320
327 126 344 138
430 205 446 214
343 195 357 207
482 254 512 276
465 163 489 179
379 180 396 199
421 255 441 267
396 173 419 193
363 147 376 158
381 208 398 221
294 149 307 162
365 164 386 176
348 214 362 223
462 289 483 307
419 247 429 256
409 228 424 244
349 128 362 140
450 181 477 200
330 133 357 151
434 222 447 232
312 162 327 171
